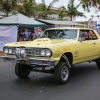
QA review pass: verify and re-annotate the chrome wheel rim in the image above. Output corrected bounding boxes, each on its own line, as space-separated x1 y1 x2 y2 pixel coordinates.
61 66 69 81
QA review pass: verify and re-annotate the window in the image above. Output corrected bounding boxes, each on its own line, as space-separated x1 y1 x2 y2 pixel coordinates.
90 30 97 40
43 29 78 40
79 30 98 41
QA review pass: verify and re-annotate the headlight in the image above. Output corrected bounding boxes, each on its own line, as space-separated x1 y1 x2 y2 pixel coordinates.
45 49 51 56
15 48 26 58
3 47 9 54
40 49 45 56
9 48 13 54
15 48 20 58
20 49 26 58
3 47 15 54
40 49 52 57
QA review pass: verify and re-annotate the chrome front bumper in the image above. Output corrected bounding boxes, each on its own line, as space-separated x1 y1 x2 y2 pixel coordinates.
2 56 55 66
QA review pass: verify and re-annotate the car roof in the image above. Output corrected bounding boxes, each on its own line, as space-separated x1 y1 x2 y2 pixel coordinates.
46 27 93 30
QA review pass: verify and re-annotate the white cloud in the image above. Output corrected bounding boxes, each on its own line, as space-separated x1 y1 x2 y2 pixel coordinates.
36 0 100 21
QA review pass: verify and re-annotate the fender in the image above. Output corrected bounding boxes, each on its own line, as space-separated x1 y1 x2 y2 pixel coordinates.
62 54 71 68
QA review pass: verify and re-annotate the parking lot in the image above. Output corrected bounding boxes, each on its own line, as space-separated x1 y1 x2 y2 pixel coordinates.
0 57 100 100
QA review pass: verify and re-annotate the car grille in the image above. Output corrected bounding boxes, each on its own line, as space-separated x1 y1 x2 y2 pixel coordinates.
6 47 42 56
25 48 41 56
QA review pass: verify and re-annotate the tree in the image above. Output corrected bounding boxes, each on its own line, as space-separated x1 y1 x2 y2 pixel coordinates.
36 0 58 19
58 6 67 20
0 0 23 17
18 0 35 17
59 0 86 21
79 0 100 11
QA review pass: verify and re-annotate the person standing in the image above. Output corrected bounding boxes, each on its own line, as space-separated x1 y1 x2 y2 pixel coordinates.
23 28 30 41
34 27 41 39
18 31 23 42
38 27 44 37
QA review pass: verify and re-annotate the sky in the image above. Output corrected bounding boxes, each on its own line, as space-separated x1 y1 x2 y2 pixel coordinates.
36 0 100 22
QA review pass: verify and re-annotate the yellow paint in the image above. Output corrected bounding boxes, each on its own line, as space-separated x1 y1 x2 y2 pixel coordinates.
4 27 100 66
63 48 70 51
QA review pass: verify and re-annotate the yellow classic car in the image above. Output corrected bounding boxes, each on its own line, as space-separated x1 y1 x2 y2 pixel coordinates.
2 27 100 84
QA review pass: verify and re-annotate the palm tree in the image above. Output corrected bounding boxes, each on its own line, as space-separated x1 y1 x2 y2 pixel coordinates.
59 0 86 21
58 6 67 20
36 0 58 19
79 0 100 11
18 0 36 17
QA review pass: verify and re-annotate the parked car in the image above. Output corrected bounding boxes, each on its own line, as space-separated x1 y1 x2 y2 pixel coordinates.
2 27 100 84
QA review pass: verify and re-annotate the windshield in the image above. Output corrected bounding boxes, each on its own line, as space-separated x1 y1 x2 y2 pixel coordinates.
42 29 78 40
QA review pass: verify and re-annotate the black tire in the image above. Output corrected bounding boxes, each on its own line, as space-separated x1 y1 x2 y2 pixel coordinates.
15 63 30 78
54 62 70 84
96 58 100 69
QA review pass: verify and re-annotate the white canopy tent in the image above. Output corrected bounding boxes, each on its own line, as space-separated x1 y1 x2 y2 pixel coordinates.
0 13 46 51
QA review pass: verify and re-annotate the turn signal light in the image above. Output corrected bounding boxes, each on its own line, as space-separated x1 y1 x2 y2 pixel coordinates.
42 61 47 64
6 58 10 61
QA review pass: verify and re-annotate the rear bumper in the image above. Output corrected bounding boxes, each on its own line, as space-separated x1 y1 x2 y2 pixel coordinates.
2 56 55 67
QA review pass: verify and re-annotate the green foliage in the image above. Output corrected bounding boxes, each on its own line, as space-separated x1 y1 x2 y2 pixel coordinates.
18 0 35 17
58 6 67 20
0 0 100 20
79 0 100 11
0 0 23 16
36 0 58 19
58 0 86 21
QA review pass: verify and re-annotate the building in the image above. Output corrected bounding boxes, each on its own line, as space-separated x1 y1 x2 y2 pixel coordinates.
35 19 85 28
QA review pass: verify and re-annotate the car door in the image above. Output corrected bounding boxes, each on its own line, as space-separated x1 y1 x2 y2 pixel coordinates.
91 30 100 56
77 29 97 62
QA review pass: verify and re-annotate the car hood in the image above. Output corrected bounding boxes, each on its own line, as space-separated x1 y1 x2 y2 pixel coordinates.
5 38 76 48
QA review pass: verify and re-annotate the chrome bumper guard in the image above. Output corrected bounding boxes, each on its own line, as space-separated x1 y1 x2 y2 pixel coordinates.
2 56 55 66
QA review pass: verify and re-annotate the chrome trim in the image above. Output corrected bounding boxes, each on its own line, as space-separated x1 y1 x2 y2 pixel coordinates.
25 48 52 57
3 46 52 57
2 56 55 66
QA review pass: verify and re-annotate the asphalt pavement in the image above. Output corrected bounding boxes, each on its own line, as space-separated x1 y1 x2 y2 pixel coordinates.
0 57 100 100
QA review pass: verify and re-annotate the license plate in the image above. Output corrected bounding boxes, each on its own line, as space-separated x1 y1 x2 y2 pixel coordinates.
21 60 29 65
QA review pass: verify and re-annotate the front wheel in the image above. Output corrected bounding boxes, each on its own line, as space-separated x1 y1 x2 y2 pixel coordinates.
15 63 30 78
96 58 100 69
54 62 70 84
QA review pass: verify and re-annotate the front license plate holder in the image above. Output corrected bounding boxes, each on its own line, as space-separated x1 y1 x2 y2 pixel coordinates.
21 60 29 65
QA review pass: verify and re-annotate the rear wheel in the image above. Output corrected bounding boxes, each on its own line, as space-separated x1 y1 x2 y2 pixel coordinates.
15 63 30 78
96 58 100 69
54 62 70 84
